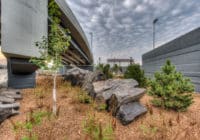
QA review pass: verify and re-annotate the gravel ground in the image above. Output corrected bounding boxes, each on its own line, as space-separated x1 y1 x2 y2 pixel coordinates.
0 76 200 140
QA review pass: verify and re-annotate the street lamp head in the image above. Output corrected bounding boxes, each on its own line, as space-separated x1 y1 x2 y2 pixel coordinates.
153 18 159 49
153 18 158 24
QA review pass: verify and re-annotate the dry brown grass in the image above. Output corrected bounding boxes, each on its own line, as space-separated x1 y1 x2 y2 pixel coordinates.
0 76 200 140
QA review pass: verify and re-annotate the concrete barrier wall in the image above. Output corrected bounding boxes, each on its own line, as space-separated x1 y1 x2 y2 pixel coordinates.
142 28 200 92
1 0 48 58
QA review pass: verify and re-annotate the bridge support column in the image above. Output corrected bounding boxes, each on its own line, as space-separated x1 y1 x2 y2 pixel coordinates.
7 58 38 89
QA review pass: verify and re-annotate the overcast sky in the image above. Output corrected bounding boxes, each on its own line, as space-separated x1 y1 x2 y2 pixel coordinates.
66 0 200 64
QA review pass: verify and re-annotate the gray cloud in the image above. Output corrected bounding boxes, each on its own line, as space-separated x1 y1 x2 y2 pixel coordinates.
66 0 200 64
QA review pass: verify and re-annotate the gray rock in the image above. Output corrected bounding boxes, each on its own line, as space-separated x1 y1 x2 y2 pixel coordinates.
0 108 19 124
93 79 144 102
82 70 104 98
116 102 147 125
107 87 146 116
94 79 138 94
64 67 90 86
64 70 147 125
0 89 21 124
64 67 104 98
93 79 147 125
0 108 12 123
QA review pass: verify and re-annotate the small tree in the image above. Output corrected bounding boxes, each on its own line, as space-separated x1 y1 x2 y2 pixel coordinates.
111 64 119 74
30 0 71 115
149 60 194 111
124 64 147 87
96 63 113 79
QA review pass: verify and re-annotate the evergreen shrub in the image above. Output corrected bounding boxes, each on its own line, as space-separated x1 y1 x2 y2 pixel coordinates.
124 64 147 87
149 60 194 111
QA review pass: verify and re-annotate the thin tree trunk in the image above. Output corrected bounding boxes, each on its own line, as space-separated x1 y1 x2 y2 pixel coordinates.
52 72 57 115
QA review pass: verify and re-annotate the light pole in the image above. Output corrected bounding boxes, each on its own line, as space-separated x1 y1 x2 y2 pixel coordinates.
153 18 158 49
89 32 94 70
99 57 101 64
89 32 93 51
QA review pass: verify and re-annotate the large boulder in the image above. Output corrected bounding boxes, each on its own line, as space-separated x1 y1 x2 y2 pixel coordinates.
116 102 147 125
64 67 104 98
64 67 91 86
82 70 104 98
93 79 144 102
107 87 146 116
64 68 147 125
0 108 15 123
93 79 147 125
0 89 21 124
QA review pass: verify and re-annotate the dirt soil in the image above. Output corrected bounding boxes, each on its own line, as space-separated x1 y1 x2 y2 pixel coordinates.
0 76 200 140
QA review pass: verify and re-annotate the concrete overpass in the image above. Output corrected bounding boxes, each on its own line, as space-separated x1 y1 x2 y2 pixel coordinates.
55 0 93 65
0 0 93 88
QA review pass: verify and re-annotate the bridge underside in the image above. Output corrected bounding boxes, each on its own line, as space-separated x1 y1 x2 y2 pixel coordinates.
62 47 86 65
56 0 93 66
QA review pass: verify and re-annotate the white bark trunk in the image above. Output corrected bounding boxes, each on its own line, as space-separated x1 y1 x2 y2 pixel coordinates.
52 72 57 115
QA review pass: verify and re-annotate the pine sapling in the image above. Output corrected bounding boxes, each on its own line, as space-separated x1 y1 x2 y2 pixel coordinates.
148 60 194 111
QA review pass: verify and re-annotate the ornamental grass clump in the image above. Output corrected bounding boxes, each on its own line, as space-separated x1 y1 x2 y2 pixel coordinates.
149 60 194 111
83 113 114 140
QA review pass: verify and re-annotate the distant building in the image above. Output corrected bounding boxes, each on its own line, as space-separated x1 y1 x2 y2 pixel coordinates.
107 57 134 67
107 57 134 74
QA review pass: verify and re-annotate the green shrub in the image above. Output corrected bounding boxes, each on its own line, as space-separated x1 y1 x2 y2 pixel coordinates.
30 111 50 125
139 124 158 136
21 135 38 140
94 103 107 111
98 103 107 111
34 88 46 99
83 114 114 140
96 64 113 79
78 91 92 104
111 64 122 75
124 64 147 87
12 110 51 140
149 60 194 111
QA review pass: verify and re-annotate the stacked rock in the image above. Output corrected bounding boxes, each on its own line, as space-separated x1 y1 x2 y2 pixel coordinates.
64 67 104 98
93 79 147 125
0 89 21 124
64 67 147 125
64 67 91 86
